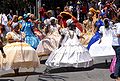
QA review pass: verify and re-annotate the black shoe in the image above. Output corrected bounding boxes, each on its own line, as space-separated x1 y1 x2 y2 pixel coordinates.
110 73 117 79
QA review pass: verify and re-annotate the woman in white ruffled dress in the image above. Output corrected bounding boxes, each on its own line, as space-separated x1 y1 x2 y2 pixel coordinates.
89 19 115 61
0 23 40 75
36 17 61 56
45 19 93 70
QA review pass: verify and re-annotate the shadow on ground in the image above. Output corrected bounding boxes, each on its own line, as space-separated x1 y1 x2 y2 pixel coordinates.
0 79 14 81
48 62 111 73
0 60 111 77
0 72 42 77
40 59 111 74
0 72 68 81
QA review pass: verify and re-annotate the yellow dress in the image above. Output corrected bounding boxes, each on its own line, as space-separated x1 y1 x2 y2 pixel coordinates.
81 20 95 47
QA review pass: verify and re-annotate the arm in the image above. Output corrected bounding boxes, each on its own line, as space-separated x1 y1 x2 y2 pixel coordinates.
6 32 22 43
116 24 120 38
116 34 120 38
0 40 6 58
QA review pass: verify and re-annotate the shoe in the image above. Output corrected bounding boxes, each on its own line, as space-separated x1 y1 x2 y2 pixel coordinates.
110 73 117 79
42 68 50 75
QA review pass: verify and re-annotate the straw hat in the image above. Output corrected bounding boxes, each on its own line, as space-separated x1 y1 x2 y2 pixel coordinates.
89 7 96 13
46 10 53 17
18 16 23 20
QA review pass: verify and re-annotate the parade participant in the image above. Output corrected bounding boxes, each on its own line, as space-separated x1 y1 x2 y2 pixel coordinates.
45 10 53 19
36 17 61 56
82 11 95 46
21 14 40 49
44 19 93 73
55 7 61 18
39 4 46 22
7 10 13 20
81 3 87 22
8 15 19 32
58 6 73 28
59 11 83 32
0 23 6 58
111 14 120 81
89 18 115 61
76 3 81 22
33 26 45 40
64 6 70 13
28 14 44 40
87 13 108 50
1 23 40 75
89 7 99 24
1 13 10 34
87 14 104 50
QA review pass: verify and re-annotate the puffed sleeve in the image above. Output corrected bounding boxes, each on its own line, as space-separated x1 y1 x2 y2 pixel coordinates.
21 32 26 39
117 23 120 34
60 28 68 35
99 26 104 34
6 32 13 40
76 27 81 36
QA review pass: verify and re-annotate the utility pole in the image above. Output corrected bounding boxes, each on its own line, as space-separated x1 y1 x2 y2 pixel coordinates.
36 0 38 18
38 0 41 19
37 0 41 31
29 5 32 14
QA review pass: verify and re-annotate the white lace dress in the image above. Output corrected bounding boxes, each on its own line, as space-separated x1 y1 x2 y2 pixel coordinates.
89 26 115 61
45 29 93 68
36 24 61 55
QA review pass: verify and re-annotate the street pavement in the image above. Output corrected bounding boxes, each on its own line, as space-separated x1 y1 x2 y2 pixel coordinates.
0 57 115 81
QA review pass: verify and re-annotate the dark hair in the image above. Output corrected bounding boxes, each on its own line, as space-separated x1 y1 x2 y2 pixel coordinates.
104 19 109 28
68 23 76 31
45 25 50 34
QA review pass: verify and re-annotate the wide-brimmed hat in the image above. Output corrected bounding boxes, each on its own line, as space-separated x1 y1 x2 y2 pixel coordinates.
89 7 96 13
44 19 51 26
46 10 53 17
50 17 58 24
50 17 57 21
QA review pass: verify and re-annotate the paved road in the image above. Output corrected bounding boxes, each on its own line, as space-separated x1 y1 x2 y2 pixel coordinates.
0 57 115 81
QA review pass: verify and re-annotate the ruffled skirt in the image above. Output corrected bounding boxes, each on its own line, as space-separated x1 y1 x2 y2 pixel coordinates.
45 44 93 68
0 42 40 70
